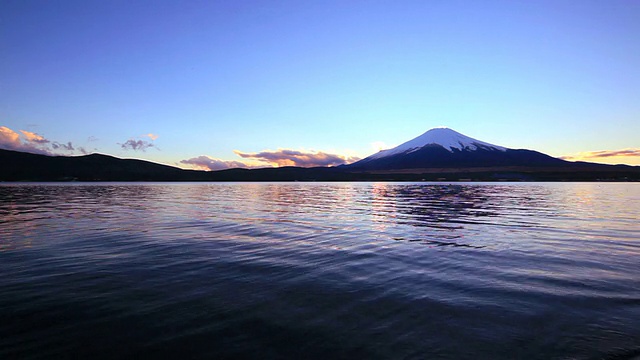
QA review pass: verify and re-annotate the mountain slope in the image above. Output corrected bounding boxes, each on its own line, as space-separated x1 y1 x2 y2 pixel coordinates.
348 127 569 170
368 127 506 160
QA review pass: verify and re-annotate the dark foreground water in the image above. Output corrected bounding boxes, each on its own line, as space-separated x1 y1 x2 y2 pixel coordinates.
1 182 639 359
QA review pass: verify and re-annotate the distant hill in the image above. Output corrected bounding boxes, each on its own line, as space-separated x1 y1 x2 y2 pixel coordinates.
0 149 191 181
0 149 350 182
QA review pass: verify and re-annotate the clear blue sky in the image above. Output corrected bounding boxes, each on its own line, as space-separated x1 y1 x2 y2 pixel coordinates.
2 0 639 168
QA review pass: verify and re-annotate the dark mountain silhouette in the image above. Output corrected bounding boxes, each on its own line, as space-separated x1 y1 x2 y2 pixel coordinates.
342 128 639 180
348 145 571 170
0 148 350 182
0 149 190 181
348 128 569 170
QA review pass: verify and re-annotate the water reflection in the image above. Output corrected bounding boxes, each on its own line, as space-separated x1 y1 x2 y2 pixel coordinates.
2 182 638 252
1 182 640 359
366 183 553 247
0 184 168 251
371 184 495 224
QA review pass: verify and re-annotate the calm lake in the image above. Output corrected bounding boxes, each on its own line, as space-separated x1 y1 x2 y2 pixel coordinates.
1 182 639 359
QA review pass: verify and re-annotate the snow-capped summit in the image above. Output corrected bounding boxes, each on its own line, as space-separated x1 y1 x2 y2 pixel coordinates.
369 127 506 160
348 127 567 170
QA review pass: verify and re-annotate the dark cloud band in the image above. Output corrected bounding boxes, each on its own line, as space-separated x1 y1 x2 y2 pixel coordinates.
120 139 154 151
561 148 640 160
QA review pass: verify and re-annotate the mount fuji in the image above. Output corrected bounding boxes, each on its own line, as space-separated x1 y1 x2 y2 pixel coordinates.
347 127 569 170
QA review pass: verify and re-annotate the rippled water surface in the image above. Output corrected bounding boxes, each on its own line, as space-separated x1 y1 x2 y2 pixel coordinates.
1 182 639 359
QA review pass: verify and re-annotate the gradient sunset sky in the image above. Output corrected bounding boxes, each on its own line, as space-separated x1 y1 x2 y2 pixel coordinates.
2 0 639 169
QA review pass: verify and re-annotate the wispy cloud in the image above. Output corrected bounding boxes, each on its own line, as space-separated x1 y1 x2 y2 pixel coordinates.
234 149 360 167
561 148 640 161
20 130 50 144
120 139 155 151
180 156 253 171
52 141 75 151
119 132 159 151
586 149 640 158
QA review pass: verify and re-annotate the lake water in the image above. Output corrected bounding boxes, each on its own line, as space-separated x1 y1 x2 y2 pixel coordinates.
1 182 639 359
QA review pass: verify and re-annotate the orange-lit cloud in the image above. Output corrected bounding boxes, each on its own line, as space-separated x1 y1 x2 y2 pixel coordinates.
1 126 52 155
145 133 159 140
20 130 50 144
234 149 360 167
561 148 640 164
0 126 21 148
180 148 360 171
180 156 253 171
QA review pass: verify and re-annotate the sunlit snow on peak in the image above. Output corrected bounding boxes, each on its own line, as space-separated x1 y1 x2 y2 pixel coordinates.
368 127 507 160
